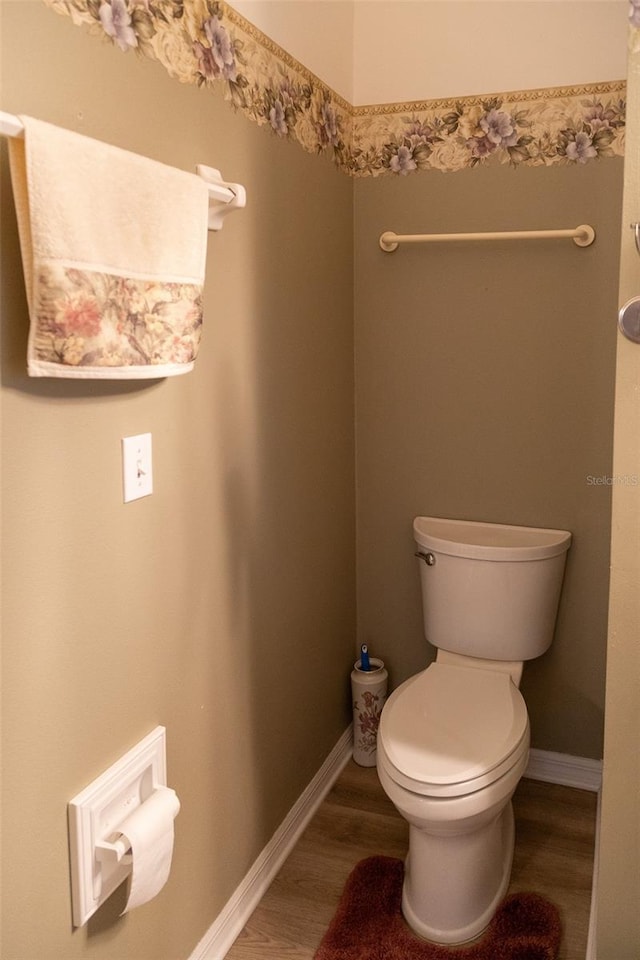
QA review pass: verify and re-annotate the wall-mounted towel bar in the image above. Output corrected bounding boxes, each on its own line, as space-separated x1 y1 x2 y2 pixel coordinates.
0 112 23 139
196 163 246 231
379 224 595 252
0 111 245 231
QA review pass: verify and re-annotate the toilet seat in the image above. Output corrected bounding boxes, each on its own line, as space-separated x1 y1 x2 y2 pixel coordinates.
378 662 529 799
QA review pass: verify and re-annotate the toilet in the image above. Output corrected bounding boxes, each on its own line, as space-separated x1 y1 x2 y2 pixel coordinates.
377 516 571 945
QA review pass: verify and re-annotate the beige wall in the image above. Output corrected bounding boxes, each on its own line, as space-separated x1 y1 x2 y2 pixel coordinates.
227 1 628 104
354 160 622 760
0 1 634 958
352 0 628 103
230 0 355 102
596 34 640 958
0 3 355 958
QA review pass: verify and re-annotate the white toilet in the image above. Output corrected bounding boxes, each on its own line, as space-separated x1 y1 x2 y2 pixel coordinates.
377 516 571 945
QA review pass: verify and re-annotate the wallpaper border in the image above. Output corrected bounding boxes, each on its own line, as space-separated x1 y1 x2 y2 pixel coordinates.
42 0 627 177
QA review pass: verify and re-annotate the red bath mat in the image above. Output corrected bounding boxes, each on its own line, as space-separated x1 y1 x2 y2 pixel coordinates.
314 856 561 960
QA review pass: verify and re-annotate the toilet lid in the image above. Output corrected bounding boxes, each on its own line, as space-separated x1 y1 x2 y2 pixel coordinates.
379 663 528 794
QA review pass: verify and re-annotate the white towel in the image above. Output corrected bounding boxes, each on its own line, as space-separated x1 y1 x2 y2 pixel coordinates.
9 117 210 378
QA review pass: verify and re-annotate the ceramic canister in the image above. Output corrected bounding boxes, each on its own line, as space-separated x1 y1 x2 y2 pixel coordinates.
351 657 388 767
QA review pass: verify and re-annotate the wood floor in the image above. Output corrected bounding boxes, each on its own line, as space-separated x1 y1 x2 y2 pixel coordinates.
226 760 598 960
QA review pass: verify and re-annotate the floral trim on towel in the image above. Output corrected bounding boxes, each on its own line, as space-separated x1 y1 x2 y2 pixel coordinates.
33 263 203 369
42 0 626 177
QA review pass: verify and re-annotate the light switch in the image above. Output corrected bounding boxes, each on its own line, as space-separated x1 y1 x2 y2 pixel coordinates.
122 434 153 502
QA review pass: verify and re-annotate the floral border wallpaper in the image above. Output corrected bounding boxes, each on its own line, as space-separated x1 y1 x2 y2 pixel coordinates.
351 84 625 176
43 0 628 177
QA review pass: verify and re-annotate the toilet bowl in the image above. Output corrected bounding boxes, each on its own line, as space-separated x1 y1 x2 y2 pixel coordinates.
377 660 530 944
376 516 571 945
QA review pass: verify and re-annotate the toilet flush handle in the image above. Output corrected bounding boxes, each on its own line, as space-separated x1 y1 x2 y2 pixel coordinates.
415 551 436 566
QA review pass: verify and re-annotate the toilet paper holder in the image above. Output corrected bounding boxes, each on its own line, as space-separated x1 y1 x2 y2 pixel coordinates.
68 726 178 927
93 784 180 865
95 834 133 864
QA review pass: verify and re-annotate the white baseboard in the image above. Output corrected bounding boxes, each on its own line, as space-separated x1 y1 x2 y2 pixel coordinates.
188 725 353 960
524 748 602 792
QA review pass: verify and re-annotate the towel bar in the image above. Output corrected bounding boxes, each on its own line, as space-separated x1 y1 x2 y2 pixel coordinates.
379 225 595 251
196 163 246 230
0 110 245 231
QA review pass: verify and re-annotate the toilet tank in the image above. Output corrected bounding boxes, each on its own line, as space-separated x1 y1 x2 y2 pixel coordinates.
413 517 572 661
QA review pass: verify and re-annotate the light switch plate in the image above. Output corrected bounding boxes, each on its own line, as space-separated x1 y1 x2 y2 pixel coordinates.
122 434 153 502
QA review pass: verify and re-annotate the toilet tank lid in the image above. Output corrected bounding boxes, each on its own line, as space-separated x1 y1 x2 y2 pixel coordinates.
413 517 571 561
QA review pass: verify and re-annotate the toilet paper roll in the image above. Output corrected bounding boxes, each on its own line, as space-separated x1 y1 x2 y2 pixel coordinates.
117 786 180 914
